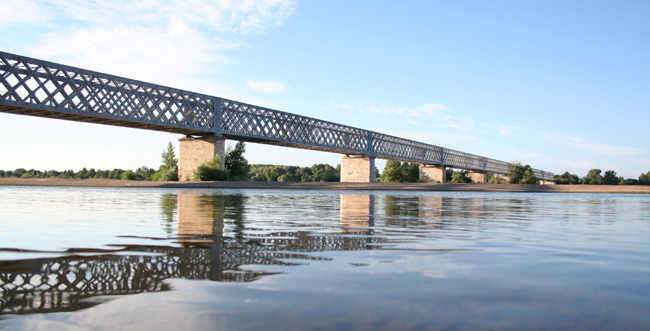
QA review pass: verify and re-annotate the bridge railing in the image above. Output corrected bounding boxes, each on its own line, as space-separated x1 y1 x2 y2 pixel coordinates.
0 50 554 180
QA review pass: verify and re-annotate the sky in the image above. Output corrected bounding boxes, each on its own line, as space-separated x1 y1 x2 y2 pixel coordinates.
0 0 649 178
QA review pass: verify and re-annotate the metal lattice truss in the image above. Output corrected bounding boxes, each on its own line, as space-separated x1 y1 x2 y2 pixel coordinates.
221 100 369 153
0 52 217 135
0 51 553 180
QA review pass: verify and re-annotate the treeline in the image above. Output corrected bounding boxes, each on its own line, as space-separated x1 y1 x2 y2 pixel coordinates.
8 140 647 185
249 164 340 182
554 169 650 185
0 167 155 181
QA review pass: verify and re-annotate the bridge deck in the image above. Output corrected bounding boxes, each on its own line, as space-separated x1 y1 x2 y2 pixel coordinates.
0 51 553 180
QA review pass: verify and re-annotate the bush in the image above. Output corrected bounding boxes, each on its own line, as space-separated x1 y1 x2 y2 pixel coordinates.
192 155 229 181
487 176 500 184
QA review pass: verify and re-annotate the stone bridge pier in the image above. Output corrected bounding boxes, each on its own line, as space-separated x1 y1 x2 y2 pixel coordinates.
178 135 226 181
419 165 447 183
341 156 376 183
467 172 487 183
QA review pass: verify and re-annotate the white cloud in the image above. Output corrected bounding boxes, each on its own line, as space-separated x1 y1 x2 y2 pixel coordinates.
41 0 297 34
541 132 644 156
499 125 520 136
247 80 289 93
0 0 49 26
17 0 297 96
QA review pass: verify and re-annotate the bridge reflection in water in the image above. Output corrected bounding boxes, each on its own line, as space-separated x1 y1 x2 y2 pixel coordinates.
1 194 507 315
0 193 388 315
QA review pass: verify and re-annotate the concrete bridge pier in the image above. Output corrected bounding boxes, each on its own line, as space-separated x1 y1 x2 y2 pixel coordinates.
468 171 487 184
419 165 447 183
178 135 226 181
341 156 376 183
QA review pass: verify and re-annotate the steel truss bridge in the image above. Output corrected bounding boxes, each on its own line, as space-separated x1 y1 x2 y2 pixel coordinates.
0 51 553 180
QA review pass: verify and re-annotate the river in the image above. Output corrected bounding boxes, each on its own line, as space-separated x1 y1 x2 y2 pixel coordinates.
1 186 649 330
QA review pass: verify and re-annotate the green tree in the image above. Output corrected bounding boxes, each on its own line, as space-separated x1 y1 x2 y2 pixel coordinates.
121 170 137 180
156 142 178 181
602 170 620 185
640 171 650 185
520 165 539 184
192 154 229 181
278 173 301 182
135 166 155 181
108 169 123 179
402 162 420 183
508 162 525 184
619 178 639 185
381 160 406 183
449 170 472 183
310 164 339 182
225 141 250 181
583 169 603 185
12 168 26 178
554 171 582 185
445 169 454 183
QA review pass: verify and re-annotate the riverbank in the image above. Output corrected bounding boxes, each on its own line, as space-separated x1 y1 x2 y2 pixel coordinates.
2 177 650 193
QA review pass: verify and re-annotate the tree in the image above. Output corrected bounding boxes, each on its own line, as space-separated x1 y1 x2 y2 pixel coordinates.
192 154 229 181
640 171 650 185
381 160 406 183
487 175 500 184
619 178 639 185
12 168 26 178
135 166 155 181
156 142 178 181
508 162 538 184
583 169 603 185
508 162 525 184
278 173 301 182
602 170 620 185
402 162 420 183
554 171 581 185
121 170 137 180
225 141 250 181
449 170 472 183
520 166 539 184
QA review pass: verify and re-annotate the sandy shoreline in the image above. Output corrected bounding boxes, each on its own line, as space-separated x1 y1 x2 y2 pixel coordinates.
1 178 650 194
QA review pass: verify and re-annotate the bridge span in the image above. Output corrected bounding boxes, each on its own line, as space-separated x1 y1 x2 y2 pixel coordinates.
0 51 554 183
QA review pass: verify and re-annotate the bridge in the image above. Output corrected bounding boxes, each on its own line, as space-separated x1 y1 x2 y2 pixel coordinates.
0 50 554 183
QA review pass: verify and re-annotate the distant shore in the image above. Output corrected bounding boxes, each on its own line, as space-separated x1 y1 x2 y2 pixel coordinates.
2 177 650 194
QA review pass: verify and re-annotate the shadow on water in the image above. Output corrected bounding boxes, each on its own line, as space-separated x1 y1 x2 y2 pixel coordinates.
0 193 387 315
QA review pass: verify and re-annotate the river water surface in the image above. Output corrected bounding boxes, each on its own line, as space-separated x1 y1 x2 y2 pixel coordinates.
1 186 649 330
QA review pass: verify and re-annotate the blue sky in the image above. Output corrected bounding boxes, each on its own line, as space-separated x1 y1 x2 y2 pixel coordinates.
1 0 648 178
